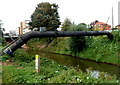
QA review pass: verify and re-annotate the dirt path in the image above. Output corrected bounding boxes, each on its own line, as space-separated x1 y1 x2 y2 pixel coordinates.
0 61 13 66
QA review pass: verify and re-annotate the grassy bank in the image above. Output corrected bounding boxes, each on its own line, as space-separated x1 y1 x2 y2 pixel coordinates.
2 49 118 83
27 31 119 65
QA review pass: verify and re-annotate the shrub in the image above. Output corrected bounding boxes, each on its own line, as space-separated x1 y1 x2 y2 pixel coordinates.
68 24 87 57
13 49 35 63
111 31 120 43
0 38 6 45
0 54 9 62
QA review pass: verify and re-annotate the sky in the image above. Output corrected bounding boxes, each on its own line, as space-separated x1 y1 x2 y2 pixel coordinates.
0 0 119 33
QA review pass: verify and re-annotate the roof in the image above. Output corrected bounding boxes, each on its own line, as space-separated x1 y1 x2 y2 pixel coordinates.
117 24 120 26
95 22 105 25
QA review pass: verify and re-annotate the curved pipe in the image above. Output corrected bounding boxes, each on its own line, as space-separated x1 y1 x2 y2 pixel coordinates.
3 31 113 54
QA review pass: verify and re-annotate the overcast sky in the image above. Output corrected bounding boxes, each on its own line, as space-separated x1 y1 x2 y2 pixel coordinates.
0 0 119 32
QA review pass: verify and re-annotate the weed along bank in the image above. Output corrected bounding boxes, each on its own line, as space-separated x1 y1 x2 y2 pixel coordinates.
2 49 119 83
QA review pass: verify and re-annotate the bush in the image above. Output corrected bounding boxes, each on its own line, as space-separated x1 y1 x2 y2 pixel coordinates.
0 54 9 62
111 31 120 43
0 38 6 45
68 24 87 57
13 49 35 63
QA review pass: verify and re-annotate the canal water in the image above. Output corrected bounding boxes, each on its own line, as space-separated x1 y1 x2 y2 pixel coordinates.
33 51 119 79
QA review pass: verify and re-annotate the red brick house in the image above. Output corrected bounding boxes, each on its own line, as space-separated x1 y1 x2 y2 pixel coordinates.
90 20 111 31
117 24 120 30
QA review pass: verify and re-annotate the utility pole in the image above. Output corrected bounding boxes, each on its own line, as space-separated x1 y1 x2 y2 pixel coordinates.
112 7 114 28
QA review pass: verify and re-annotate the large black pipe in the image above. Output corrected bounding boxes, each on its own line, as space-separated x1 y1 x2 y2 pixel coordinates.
3 31 113 54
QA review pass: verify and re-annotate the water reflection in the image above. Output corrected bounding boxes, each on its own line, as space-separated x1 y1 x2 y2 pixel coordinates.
90 70 100 79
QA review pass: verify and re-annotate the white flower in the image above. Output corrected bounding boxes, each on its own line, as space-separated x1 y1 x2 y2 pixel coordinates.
77 78 79 81
64 65 66 67
55 71 58 73
87 77 89 79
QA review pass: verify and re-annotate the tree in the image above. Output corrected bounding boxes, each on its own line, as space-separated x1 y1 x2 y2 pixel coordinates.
78 23 87 27
0 20 5 38
0 20 6 44
30 2 61 31
0 29 3 38
68 24 87 57
61 18 72 31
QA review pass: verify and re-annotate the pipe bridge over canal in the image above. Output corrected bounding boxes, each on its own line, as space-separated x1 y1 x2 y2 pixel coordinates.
3 31 113 54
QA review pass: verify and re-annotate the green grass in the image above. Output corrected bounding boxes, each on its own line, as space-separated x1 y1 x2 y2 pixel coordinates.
79 36 119 65
0 46 2 49
2 55 118 83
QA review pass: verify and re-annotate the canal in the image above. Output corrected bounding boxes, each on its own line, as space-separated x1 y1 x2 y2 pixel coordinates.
32 51 119 79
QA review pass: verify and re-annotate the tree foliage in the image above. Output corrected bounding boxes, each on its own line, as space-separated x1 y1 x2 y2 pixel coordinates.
0 20 5 38
30 2 61 31
78 23 87 27
61 18 72 31
0 29 3 38
68 24 87 57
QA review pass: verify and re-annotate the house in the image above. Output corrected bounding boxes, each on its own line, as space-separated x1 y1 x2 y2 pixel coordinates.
116 24 120 30
17 20 31 35
90 20 111 31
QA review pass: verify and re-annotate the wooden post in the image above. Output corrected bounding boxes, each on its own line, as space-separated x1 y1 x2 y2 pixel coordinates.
35 55 40 73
